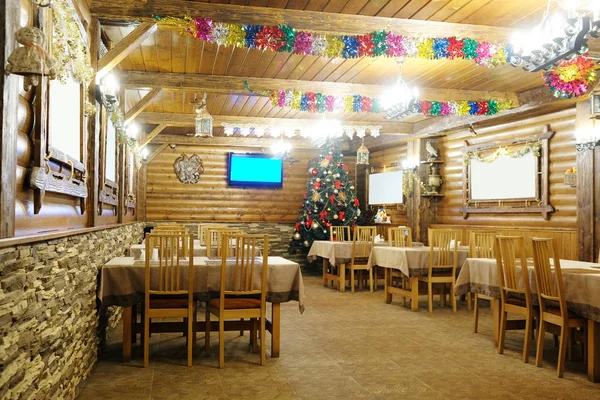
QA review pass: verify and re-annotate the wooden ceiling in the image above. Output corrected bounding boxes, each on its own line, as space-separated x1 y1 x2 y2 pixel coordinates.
90 0 584 143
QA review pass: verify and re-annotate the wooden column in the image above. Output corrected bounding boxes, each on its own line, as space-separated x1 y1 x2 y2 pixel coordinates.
86 17 101 226
137 163 147 221
0 0 20 238
117 143 125 223
576 100 599 261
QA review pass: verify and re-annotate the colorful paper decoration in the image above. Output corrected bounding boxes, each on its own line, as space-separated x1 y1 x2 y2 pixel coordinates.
543 54 597 99
155 15 511 67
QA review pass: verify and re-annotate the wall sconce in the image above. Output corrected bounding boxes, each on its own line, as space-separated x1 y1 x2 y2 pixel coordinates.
126 123 139 140
141 148 149 161
95 73 119 111
402 158 419 197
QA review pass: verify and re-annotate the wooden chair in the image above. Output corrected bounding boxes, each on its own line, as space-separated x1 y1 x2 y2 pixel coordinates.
531 237 587 377
144 233 196 367
470 231 498 332
205 234 269 368
495 235 535 364
329 226 350 241
388 227 412 247
418 228 461 312
153 224 186 232
206 228 244 257
147 227 189 257
346 226 376 293
198 224 223 246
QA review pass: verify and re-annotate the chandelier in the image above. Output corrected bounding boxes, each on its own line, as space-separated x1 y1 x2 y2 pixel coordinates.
510 1 600 72
193 93 213 137
382 58 420 120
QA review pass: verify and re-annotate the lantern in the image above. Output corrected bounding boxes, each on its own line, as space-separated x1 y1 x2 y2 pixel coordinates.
356 142 369 165
194 93 213 137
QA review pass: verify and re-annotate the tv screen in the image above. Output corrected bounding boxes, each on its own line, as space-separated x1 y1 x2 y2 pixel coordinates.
228 153 283 188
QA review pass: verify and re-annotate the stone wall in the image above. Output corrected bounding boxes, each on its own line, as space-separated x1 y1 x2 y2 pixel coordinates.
152 221 316 270
0 223 144 399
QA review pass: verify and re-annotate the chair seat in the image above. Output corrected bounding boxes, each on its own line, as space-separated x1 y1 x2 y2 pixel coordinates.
506 297 527 307
209 297 261 309
545 307 582 320
149 298 190 309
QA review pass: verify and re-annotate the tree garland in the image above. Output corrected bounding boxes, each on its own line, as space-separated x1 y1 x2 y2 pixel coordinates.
155 15 511 67
52 0 95 116
543 54 597 99
463 141 541 165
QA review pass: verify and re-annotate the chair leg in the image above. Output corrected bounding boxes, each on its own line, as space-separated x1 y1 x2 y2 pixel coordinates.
440 284 446 308
498 309 507 355
536 320 546 367
251 318 258 353
523 314 532 364
557 325 569 378
451 287 457 312
143 311 150 368
187 309 193 367
351 268 355 294
205 307 211 356
428 281 433 313
473 295 479 333
369 268 373 292
260 316 266 366
240 318 244 336
467 293 472 312
219 318 225 369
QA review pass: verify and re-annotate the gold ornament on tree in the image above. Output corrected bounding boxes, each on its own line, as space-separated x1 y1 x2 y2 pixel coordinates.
319 158 330 168
338 191 348 201
5 27 56 91
311 192 321 202
293 232 301 240
311 221 319 230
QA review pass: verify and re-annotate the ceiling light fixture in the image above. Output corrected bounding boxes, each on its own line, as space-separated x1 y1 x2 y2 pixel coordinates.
383 58 420 120
193 92 213 137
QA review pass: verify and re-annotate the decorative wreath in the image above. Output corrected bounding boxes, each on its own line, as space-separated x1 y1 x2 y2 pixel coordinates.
543 54 597 99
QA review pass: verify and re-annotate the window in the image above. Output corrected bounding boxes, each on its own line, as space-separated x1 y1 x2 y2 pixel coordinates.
105 117 117 183
48 75 81 160
128 151 135 194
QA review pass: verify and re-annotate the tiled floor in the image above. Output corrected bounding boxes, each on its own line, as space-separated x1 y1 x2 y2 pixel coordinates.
78 275 600 399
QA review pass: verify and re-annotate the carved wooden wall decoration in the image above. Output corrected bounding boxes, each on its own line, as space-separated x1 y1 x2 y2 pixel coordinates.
173 153 204 184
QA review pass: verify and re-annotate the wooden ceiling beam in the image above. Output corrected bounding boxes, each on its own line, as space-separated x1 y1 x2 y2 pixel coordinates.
410 86 576 138
91 0 514 43
124 88 162 125
150 135 347 150
134 112 413 135
120 71 519 104
139 123 168 148
96 22 157 81
144 143 168 163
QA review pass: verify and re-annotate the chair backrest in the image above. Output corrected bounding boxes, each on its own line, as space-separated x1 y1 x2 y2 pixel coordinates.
351 226 376 261
147 227 189 257
469 231 497 258
145 233 194 299
329 226 350 241
153 224 186 232
428 228 460 272
531 237 567 312
219 234 269 304
494 235 532 300
198 224 224 245
388 227 412 247
207 227 244 257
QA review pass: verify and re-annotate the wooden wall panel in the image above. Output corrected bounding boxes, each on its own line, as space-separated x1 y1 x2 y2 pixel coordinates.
368 143 409 228
145 145 357 222
437 108 576 228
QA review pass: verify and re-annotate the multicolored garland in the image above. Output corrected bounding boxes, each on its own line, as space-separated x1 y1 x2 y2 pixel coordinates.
262 88 512 116
543 54 597 99
155 15 511 67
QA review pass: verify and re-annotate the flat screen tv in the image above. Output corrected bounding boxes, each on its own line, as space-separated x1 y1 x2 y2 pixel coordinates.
228 153 283 188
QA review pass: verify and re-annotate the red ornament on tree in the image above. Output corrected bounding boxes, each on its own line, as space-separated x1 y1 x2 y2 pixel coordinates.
338 211 345 220
311 168 318 176
334 181 342 189
353 198 360 207
313 181 321 190
325 154 333 161
306 218 313 228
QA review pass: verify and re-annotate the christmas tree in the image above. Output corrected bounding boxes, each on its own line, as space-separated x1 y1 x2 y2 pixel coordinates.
289 138 362 254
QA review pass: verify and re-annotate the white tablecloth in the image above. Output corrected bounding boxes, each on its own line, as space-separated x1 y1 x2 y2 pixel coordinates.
367 246 469 277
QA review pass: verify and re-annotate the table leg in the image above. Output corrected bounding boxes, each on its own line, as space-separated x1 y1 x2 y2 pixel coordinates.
492 298 500 345
323 258 328 287
339 263 346 293
410 276 419 312
271 303 280 358
122 306 132 363
384 268 392 304
588 319 600 382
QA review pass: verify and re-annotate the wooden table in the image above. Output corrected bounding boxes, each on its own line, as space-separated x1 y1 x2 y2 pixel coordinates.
455 257 600 382
367 246 469 311
99 256 305 362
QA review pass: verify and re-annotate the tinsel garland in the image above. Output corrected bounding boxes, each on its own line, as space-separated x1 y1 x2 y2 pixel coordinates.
52 0 95 116
543 54 597 99
155 15 511 67
463 142 542 165
262 87 512 115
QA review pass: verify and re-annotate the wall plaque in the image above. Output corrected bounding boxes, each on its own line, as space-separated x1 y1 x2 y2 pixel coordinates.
174 154 204 184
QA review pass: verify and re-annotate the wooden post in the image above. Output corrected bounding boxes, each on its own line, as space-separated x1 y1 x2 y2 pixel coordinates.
137 163 147 221
0 0 19 238
86 17 101 226
575 101 598 261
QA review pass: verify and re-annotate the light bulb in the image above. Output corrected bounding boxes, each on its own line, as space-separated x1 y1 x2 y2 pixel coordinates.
141 148 149 160
126 123 139 139
102 73 119 97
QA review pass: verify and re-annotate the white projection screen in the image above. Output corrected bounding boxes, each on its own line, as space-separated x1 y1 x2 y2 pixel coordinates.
469 152 537 201
369 170 403 205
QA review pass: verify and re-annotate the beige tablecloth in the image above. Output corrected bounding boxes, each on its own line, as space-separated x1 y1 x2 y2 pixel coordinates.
367 246 470 277
129 239 262 259
98 256 305 313
455 258 600 323
308 240 414 266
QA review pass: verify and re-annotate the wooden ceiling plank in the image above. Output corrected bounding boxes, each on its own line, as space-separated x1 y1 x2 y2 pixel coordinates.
97 22 157 81
261 52 293 78
340 0 369 15
411 1 454 20
394 0 430 19
357 0 391 16
444 0 492 23
135 112 414 133
139 123 168 147
119 70 519 103
427 0 470 22
375 0 411 17
303 0 332 11
91 0 516 43
125 88 162 125
322 0 352 13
